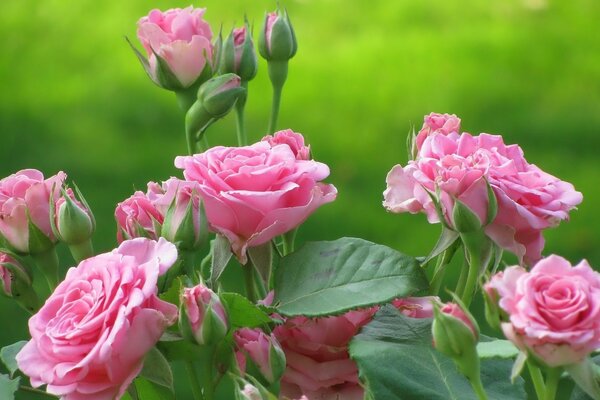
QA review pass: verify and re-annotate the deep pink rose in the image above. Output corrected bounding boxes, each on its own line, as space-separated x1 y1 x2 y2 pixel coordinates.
273 310 375 400
175 138 337 263
262 130 311 161
115 191 163 243
16 238 179 400
488 255 600 367
0 169 66 253
383 113 582 264
235 328 286 384
137 7 213 88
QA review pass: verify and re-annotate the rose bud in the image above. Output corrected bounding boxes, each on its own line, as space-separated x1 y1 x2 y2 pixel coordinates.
258 9 297 62
185 74 245 146
482 278 503 331
220 23 258 82
0 251 39 312
115 190 163 243
52 185 95 261
155 179 208 252
237 383 263 400
135 7 214 90
235 328 286 384
180 284 228 346
432 302 481 382
261 129 310 160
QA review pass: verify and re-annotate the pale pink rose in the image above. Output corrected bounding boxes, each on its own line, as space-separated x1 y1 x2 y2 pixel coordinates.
174 139 337 263
383 114 582 264
115 191 163 243
414 112 461 150
488 255 600 367
235 328 286 384
273 310 375 400
182 284 228 345
262 130 311 160
392 296 439 318
16 238 178 400
137 7 213 88
0 169 66 253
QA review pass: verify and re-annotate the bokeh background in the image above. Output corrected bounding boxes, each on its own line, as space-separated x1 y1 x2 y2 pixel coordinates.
2 0 600 398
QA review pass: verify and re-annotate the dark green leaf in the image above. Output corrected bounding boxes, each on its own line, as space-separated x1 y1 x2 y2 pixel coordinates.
221 292 271 328
274 237 428 316
349 306 526 400
0 341 26 378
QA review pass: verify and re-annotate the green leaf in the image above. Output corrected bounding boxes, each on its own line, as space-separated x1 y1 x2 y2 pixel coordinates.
422 227 459 265
477 339 519 359
248 241 273 284
157 333 205 362
568 356 600 400
0 374 19 400
349 306 526 400
274 237 428 317
159 277 182 308
210 234 233 286
0 341 26 378
221 292 271 328
135 376 175 400
139 347 173 390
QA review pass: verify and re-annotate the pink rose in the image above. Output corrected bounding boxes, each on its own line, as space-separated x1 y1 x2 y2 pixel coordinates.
414 112 461 150
137 7 213 88
488 255 600 367
392 296 439 318
175 138 337 263
273 310 375 400
262 129 311 160
115 190 163 243
0 169 66 253
16 238 179 399
383 113 582 264
181 284 228 345
235 328 286 384
440 303 477 337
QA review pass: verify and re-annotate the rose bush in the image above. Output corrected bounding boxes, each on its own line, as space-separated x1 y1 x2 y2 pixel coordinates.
175 134 337 262
15 238 178 400
486 255 600 367
0 169 66 254
383 113 582 264
137 7 213 88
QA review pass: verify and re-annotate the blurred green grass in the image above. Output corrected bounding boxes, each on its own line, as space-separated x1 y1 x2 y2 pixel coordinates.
1 0 600 397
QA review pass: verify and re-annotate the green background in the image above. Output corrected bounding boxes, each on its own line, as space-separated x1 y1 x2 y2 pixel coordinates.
1 0 599 398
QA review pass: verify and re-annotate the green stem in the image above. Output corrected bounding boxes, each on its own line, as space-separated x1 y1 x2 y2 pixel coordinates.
267 61 288 134
268 84 282 134
176 86 200 113
68 239 94 262
244 259 257 303
31 247 60 291
235 81 249 146
455 259 469 299
528 361 547 400
282 228 297 256
461 249 481 308
19 386 59 398
544 368 561 400
430 247 457 295
185 361 205 400
201 353 215 400
470 377 489 400
182 250 199 284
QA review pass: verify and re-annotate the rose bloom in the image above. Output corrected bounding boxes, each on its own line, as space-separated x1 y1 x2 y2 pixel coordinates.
175 135 337 263
262 130 311 161
16 238 179 400
137 7 213 88
0 169 66 253
383 113 582 265
487 255 600 367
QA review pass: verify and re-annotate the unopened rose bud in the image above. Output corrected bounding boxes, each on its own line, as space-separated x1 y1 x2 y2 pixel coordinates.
432 302 480 381
238 384 263 400
220 24 258 82
180 284 228 346
198 73 245 117
482 279 502 331
158 179 208 251
258 10 297 62
52 185 95 262
0 251 39 312
115 190 163 243
234 328 286 384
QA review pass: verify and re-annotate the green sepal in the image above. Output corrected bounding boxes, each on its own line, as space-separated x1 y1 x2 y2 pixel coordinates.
151 48 184 91
26 212 54 255
125 36 156 85
485 179 498 225
452 199 482 234
210 234 233 287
